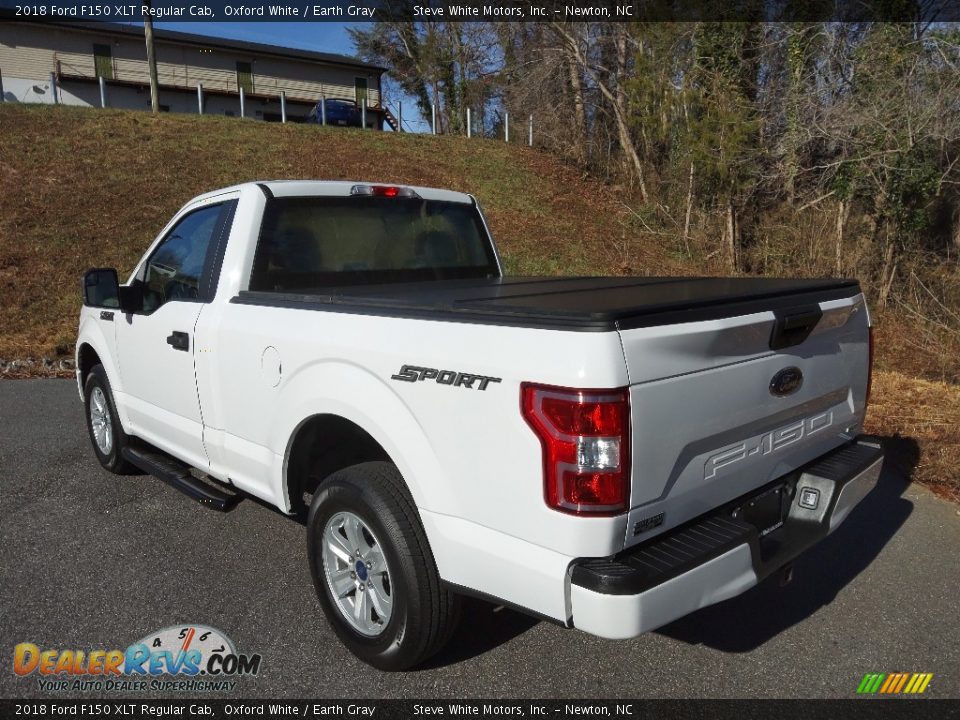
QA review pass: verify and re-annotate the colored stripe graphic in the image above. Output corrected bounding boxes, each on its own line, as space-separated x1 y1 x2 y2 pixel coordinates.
857 674 886 694
879 674 897 693
893 674 909 693
857 673 932 695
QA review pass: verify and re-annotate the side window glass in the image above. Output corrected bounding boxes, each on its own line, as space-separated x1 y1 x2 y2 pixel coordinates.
142 204 222 313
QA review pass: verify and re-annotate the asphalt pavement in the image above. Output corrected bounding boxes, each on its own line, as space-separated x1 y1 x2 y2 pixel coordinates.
1 379 958 699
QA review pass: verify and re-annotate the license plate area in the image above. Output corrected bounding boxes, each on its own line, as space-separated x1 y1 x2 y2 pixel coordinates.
731 483 793 548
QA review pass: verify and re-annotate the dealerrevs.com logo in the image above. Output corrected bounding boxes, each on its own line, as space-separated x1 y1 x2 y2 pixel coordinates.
13 625 262 693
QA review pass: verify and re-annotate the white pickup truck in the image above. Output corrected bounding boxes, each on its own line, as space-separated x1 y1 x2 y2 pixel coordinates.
78 181 884 670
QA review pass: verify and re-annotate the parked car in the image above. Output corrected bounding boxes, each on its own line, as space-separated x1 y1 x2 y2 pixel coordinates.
78 181 883 671
307 98 364 127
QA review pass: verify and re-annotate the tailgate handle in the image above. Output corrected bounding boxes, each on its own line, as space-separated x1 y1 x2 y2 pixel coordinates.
770 307 822 350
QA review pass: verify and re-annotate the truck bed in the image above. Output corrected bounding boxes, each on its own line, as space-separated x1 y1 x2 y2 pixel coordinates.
233 276 860 331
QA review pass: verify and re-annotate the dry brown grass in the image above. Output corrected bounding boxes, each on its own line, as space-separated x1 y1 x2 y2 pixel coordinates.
865 371 960 503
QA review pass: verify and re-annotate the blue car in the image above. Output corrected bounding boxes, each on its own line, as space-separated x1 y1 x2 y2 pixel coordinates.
308 98 363 127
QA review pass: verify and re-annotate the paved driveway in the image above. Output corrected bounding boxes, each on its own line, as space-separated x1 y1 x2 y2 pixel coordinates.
1 380 957 699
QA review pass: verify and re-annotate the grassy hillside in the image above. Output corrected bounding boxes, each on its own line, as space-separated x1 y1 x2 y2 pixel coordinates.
0 104 955 501
0 104 678 359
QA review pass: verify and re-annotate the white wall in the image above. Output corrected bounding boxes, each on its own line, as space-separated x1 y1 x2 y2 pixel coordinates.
0 22 381 111
1 75 316 122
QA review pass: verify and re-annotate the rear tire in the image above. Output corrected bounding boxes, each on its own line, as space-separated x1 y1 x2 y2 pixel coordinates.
84 364 138 475
306 461 460 670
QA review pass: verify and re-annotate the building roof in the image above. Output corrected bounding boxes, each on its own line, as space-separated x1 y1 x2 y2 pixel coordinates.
8 18 387 74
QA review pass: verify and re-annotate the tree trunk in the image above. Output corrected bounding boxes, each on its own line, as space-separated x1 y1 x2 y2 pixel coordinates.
835 198 849 275
562 49 587 164
725 200 737 272
877 236 898 308
549 23 648 202
615 111 648 202
683 161 695 256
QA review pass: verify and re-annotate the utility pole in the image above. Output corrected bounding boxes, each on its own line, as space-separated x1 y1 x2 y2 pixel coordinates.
143 1 160 113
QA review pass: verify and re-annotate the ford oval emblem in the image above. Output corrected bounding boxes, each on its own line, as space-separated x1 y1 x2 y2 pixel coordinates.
770 367 804 397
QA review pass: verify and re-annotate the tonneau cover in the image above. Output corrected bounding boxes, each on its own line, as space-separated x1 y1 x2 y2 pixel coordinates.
234 276 860 332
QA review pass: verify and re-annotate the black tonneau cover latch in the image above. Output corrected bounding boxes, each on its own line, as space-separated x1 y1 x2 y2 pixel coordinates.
769 306 823 350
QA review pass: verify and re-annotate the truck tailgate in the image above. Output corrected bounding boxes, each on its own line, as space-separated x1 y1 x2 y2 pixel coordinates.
619 291 870 550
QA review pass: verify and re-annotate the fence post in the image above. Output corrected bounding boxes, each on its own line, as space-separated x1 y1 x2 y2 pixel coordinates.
280 91 286 123
466 108 471 138
361 98 367 129
99 76 107 108
50 72 58 104
528 114 533 147
504 112 509 143
239 87 246 118
321 95 326 125
397 101 402 132
431 103 437 134
197 83 203 114
0 67 4 102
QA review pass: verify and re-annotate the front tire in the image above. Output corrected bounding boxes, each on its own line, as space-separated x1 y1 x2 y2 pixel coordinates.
306 461 459 670
84 364 138 475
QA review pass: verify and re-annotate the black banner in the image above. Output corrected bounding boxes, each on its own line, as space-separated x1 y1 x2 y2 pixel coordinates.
2 0 959 23
0 700 959 719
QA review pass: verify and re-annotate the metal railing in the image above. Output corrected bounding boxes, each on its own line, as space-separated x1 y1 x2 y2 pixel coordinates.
1 66 537 145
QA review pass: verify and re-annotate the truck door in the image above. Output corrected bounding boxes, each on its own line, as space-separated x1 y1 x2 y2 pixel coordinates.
115 200 235 470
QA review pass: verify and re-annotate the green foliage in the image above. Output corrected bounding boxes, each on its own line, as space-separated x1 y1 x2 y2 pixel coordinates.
684 24 762 202
830 162 857 201
885 148 943 232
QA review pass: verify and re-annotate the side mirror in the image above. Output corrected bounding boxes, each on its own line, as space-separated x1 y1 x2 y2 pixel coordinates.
83 268 120 308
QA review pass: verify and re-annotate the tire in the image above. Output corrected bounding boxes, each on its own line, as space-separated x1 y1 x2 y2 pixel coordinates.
84 364 138 475
306 461 460 670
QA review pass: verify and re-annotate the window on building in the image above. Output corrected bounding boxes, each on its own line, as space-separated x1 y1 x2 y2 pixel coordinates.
355 77 368 107
236 61 254 93
93 44 113 80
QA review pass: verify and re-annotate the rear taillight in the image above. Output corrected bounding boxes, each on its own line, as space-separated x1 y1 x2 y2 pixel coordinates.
866 326 875 407
521 383 631 515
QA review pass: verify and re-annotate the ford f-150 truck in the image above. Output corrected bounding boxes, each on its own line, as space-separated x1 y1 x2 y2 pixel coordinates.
78 181 884 670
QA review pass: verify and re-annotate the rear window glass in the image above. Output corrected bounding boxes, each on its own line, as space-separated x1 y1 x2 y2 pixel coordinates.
249 196 498 292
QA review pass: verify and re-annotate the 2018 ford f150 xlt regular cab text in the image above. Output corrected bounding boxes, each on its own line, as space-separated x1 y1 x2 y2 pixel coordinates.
77 181 884 670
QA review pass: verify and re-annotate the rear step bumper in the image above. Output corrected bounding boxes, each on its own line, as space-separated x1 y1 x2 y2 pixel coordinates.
569 436 884 639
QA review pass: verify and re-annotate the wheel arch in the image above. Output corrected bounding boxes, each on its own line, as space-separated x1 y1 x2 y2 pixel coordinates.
76 318 121 396
77 342 102 389
272 361 457 521
76 313 131 432
283 413 391 514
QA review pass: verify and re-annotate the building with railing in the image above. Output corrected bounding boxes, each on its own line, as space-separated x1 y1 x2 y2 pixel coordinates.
0 20 390 127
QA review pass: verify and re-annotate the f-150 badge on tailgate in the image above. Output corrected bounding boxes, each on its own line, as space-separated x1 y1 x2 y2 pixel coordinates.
704 411 834 480
391 364 502 391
